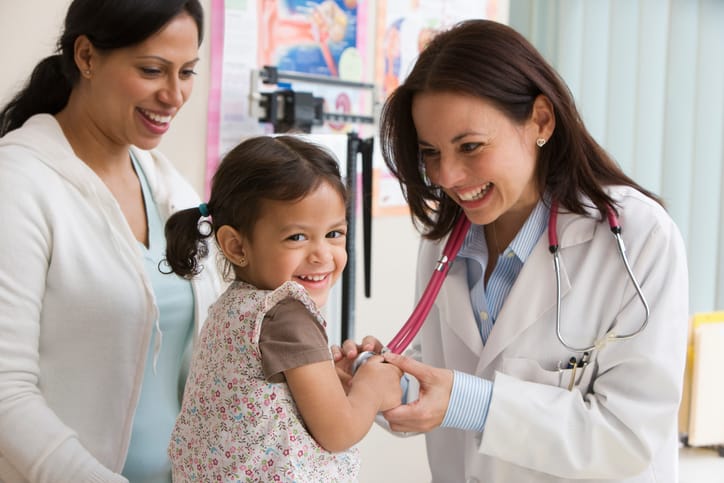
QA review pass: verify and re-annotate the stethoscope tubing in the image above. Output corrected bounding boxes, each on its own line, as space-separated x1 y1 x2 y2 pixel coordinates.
385 214 471 354
351 214 471 372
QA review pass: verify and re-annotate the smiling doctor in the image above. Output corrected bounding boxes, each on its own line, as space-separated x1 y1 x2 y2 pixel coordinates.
335 19 689 482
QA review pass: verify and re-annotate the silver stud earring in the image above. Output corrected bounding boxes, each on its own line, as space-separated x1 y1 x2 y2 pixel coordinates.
536 138 546 148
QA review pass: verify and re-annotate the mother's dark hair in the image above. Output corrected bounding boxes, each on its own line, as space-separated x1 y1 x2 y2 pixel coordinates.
380 19 660 240
0 0 203 136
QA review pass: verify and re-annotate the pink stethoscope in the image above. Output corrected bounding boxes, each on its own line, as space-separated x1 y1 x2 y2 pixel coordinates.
352 200 650 371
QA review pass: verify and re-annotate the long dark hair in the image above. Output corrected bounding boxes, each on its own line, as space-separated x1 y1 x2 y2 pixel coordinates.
0 0 203 136
380 19 661 240
164 135 348 279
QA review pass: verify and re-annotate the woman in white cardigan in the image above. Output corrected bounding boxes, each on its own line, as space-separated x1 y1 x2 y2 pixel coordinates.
0 1 220 482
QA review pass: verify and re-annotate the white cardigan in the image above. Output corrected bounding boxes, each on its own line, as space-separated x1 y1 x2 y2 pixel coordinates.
412 186 688 482
0 114 220 483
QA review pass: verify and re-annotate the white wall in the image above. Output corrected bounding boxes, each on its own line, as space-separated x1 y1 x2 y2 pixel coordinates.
0 1 430 481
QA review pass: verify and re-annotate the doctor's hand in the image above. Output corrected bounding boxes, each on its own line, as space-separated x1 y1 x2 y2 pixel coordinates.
381 352 454 433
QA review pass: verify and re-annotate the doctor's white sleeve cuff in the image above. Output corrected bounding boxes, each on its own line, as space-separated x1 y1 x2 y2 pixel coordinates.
440 371 493 432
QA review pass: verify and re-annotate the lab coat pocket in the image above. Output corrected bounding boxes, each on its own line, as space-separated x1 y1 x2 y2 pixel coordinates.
497 357 594 391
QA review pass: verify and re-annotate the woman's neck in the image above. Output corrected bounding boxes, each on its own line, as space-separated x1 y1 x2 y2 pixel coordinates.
55 95 131 175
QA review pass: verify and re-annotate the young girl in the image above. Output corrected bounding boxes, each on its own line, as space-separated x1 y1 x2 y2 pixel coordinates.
164 135 402 482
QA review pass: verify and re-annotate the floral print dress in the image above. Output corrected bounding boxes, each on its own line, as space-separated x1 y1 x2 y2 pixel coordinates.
168 281 360 482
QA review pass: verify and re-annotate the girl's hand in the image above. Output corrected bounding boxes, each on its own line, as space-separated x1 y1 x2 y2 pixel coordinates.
352 355 403 411
332 336 386 391
287 353 401 452
331 335 384 364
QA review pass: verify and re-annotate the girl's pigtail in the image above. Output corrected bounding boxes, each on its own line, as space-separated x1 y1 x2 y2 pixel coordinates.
163 205 213 278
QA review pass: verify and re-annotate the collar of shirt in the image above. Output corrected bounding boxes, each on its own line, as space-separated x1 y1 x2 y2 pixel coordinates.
456 198 551 342
458 198 550 265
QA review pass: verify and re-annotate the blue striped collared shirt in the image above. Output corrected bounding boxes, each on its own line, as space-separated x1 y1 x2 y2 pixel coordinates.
440 199 549 431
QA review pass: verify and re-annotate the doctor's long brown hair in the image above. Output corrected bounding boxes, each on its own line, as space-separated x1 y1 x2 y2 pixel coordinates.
379 19 662 241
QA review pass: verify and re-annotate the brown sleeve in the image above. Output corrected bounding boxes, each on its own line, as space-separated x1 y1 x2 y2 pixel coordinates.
259 297 331 383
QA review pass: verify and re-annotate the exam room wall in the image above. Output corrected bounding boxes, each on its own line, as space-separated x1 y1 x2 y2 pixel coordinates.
0 1 431 481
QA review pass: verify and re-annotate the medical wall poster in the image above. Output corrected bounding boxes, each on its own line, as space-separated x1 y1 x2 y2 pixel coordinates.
206 0 373 196
375 0 508 99
257 0 375 138
206 0 263 196
258 0 364 78
371 0 509 216
206 0 508 207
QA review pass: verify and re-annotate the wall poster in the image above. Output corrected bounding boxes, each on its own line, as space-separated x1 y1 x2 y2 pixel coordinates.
207 0 508 212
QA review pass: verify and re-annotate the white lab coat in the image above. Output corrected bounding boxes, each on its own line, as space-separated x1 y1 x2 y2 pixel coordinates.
411 186 688 482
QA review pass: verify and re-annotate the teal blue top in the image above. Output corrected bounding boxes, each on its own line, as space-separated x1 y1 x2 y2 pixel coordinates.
122 156 195 483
